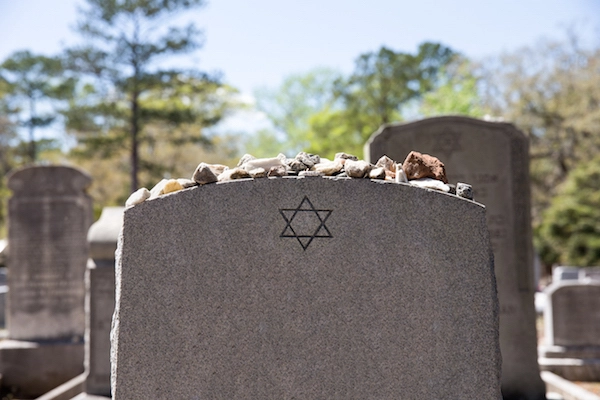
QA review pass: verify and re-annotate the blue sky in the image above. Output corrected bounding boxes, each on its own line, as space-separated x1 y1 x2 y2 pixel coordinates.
0 0 599 138
1 0 599 95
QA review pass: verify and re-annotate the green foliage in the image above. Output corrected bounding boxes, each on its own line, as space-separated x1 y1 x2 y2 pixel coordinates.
64 0 231 193
0 50 75 162
535 157 600 267
254 67 341 155
419 57 488 118
251 43 458 160
481 36 600 223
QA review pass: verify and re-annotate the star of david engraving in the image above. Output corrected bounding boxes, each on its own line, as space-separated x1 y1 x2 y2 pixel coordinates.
279 196 333 250
433 130 462 161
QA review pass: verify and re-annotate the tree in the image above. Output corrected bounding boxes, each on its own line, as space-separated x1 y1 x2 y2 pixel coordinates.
253 67 341 155
65 0 231 193
252 43 457 159
535 157 600 267
480 35 600 223
0 51 75 162
419 56 488 118
338 43 456 128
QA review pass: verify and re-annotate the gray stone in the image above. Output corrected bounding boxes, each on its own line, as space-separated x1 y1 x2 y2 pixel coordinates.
249 168 267 178
314 160 343 176
0 339 84 398
457 182 474 200
267 165 287 177
366 116 546 399
334 152 358 161
298 170 324 177
539 282 600 381
344 159 372 178
125 188 150 208
176 178 197 188
242 157 284 172
85 207 123 397
237 153 256 167
287 158 308 172
368 167 386 180
6 166 92 340
218 167 250 182
111 177 501 399
1 164 91 397
192 163 218 185
409 177 450 192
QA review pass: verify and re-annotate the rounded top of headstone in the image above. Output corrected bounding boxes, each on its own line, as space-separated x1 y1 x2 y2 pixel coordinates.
7 165 91 196
544 279 600 297
365 115 525 156
88 207 125 260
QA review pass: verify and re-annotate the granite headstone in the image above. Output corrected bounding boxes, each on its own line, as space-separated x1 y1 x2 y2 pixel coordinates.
366 116 545 400
85 207 123 398
539 281 600 381
0 166 92 397
111 177 501 399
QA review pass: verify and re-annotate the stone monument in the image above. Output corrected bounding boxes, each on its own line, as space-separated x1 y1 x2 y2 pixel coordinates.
84 207 124 398
0 165 92 397
539 281 600 381
111 177 501 399
365 116 546 400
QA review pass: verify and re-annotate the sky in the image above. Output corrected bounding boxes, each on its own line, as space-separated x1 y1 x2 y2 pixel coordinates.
0 0 599 134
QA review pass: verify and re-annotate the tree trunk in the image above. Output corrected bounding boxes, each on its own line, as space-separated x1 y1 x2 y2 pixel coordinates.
131 91 139 193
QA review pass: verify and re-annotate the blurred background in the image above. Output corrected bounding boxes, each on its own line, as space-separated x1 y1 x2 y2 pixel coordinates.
0 0 599 276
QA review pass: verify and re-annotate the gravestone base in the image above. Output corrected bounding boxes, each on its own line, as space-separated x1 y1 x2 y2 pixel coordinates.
539 345 600 381
0 339 84 398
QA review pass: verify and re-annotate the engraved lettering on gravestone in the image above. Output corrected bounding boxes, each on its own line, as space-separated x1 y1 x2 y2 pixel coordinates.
280 196 333 250
432 129 462 160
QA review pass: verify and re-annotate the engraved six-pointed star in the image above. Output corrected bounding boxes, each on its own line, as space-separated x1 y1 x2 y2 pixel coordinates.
280 196 332 250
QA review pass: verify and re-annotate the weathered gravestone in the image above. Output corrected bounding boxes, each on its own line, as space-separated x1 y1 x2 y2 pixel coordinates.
0 166 92 397
366 116 546 400
84 207 124 398
111 177 501 399
539 281 600 381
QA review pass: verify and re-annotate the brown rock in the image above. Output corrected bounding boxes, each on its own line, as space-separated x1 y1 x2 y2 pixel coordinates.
402 151 448 183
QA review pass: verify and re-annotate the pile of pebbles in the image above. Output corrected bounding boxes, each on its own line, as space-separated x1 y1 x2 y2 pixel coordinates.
126 150 474 208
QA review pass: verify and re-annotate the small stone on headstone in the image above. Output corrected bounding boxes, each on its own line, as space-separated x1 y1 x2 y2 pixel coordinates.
192 163 218 185
162 179 183 195
456 182 473 200
267 165 287 177
314 160 343 176
402 151 448 183
249 168 267 178
218 167 250 182
369 167 386 180
334 152 359 161
125 188 151 208
344 160 372 178
409 177 450 192
177 178 197 188
237 153 256 167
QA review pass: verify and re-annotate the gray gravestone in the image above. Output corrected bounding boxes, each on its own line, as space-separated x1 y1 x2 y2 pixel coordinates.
366 116 545 400
111 177 501 399
539 282 600 381
0 166 92 397
85 207 123 398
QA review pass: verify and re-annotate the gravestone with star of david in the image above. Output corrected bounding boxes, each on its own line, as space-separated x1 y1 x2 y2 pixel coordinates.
365 116 546 400
111 176 501 399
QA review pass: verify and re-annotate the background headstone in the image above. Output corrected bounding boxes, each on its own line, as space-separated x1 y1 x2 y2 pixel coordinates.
84 207 123 398
0 165 92 397
111 177 501 399
539 282 600 381
365 116 546 400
